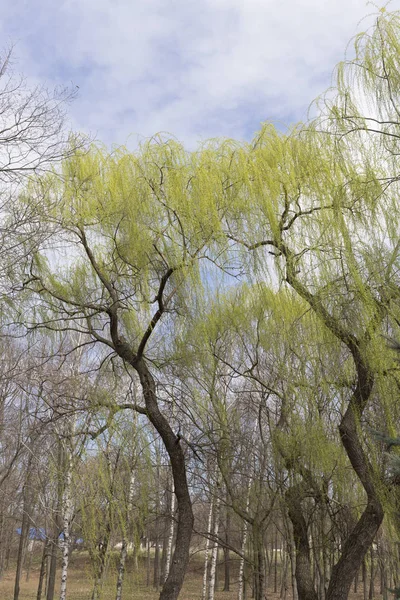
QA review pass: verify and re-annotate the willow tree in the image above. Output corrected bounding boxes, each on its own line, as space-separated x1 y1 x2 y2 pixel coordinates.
220 10 400 600
179 281 354 600
21 137 236 600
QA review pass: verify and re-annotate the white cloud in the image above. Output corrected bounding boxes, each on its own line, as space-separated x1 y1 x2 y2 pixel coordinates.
0 0 395 149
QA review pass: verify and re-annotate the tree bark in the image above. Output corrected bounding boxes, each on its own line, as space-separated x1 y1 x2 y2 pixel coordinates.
326 393 384 600
91 521 111 600
13 487 30 600
285 486 318 600
165 481 176 582
59 442 73 600
368 545 375 600
46 538 58 600
238 482 251 600
208 491 221 600
134 359 194 600
252 523 266 600
37 539 50 600
160 481 172 586
116 468 136 600
285 260 385 600
223 503 230 592
202 498 214 600
47 438 65 600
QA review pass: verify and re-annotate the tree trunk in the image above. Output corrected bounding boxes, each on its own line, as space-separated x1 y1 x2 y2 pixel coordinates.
135 359 194 600
286 487 318 600
280 546 289 600
47 438 65 600
160 481 172 586
326 402 384 600
238 479 251 600
202 498 214 600
238 520 248 600
362 560 367 600
146 534 151 587
252 524 266 600
288 536 298 600
46 538 58 600
154 532 160 589
165 482 176 582
223 503 230 592
369 546 375 600
37 540 50 600
208 492 221 600
59 442 73 600
13 490 30 600
154 454 161 590
285 240 386 600
91 528 111 600
116 468 136 600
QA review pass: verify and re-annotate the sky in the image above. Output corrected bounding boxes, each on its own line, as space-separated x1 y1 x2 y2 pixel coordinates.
1 0 398 150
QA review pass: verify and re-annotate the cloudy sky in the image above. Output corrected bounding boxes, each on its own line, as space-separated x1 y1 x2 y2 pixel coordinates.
1 0 398 149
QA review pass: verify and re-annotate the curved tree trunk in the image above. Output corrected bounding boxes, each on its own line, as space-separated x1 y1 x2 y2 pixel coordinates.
285 486 318 600
284 258 386 600
135 359 194 600
326 355 384 600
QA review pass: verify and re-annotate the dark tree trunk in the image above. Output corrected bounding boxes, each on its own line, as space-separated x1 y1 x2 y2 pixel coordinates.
362 560 367 600
285 240 386 600
37 540 49 600
47 439 65 600
222 495 231 592
222 503 230 594
326 352 384 600
91 523 111 600
154 532 160 589
252 524 266 600
134 359 194 600
160 502 169 587
286 487 318 600
369 546 375 600
223 545 230 592
46 539 58 600
13 491 30 600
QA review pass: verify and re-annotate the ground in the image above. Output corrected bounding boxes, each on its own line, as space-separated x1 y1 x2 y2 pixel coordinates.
0 552 243 600
0 551 382 600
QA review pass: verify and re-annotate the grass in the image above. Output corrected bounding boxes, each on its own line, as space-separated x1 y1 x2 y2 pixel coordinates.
0 550 384 600
0 551 245 600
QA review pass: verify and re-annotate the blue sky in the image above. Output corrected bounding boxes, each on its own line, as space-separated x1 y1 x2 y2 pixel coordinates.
1 0 397 149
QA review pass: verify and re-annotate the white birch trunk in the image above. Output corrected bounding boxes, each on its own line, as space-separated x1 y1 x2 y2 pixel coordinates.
207 492 221 600
115 469 136 600
59 444 73 600
164 481 176 582
201 499 214 600
238 481 252 600
238 521 248 600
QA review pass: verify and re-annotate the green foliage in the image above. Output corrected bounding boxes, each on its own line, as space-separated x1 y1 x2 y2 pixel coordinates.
13 8 400 587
